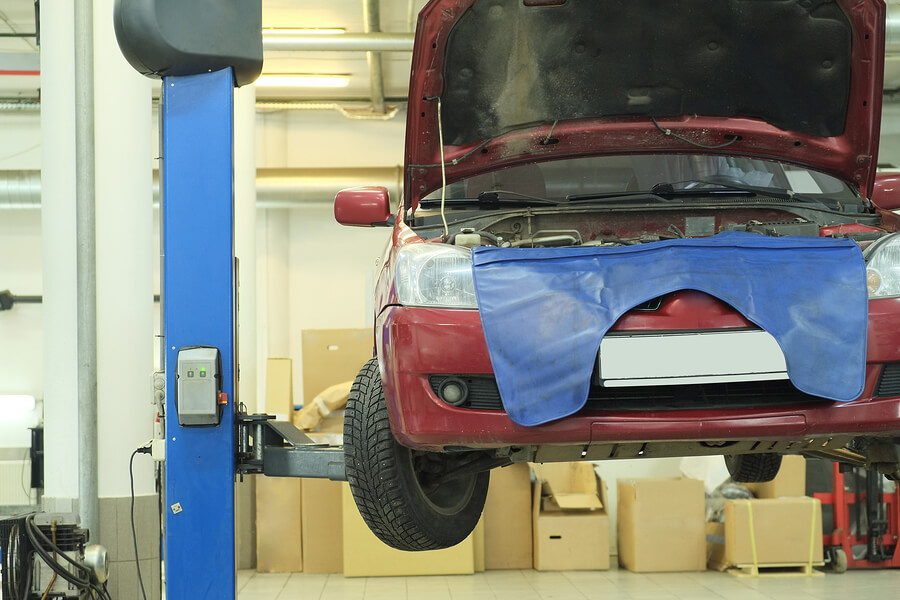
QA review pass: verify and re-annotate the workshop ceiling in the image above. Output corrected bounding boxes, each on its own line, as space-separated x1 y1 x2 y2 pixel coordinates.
0 0 425 101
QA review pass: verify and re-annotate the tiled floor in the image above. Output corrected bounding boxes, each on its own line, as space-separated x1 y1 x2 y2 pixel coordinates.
236 567 900 600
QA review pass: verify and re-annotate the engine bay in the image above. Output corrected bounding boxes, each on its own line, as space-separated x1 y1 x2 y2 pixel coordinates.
413 207 891 249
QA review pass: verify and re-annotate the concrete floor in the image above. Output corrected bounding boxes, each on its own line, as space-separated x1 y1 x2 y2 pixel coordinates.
235 566 900 600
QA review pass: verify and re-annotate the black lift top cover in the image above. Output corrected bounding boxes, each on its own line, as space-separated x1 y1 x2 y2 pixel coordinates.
114 0 263 87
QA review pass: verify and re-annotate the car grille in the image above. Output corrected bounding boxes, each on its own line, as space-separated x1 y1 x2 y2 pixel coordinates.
429 375 826 412
875 363 900 398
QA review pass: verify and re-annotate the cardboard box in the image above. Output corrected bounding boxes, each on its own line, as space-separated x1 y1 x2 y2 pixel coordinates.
255 477 303 572
483 463 533 570
531 463 609 571
746 455 806 499
473 518 485 572
341 483 476 577
265 357 293 415
707 497 823 570
618 478 706 572
301 478 343 574
300 329 372 408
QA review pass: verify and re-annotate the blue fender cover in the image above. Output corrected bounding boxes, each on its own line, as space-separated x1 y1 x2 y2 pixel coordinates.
471 232 868 427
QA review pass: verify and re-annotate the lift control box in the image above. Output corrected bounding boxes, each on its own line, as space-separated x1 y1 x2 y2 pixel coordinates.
175 346 222 426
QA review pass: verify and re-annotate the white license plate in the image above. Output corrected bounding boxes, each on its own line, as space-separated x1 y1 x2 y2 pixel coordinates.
598 330 788 387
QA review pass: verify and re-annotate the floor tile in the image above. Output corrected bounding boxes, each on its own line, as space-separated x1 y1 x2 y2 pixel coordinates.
234 568 900 600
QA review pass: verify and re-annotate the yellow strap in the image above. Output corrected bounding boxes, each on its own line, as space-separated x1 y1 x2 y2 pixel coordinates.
808 498 818 572
746 500 759 575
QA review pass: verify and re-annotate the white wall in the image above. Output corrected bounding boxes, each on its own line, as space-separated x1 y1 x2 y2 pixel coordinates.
0 114 43 448
253 108 403 407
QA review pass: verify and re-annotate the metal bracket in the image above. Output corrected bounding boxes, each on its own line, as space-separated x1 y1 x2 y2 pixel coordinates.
236 412 347 481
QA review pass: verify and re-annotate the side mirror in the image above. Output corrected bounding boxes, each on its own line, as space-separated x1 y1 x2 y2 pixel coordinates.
334 186 394 227
871 172 900 211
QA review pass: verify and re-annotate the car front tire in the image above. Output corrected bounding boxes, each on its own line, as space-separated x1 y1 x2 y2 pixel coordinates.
344 358 490 551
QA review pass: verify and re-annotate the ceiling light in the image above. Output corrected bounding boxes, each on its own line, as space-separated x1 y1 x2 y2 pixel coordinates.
254 74 350 88
0 394 36 417
263 28 346 35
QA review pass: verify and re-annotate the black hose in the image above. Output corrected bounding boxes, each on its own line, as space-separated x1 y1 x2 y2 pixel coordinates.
23 516 91 589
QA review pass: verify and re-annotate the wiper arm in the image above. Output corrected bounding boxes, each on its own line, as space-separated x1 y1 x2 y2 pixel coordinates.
476 190 558 205
418 190 557 209
565 191 675 204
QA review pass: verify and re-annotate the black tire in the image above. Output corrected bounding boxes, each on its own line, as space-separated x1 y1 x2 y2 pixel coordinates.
724 453 783 483
344 358 490 551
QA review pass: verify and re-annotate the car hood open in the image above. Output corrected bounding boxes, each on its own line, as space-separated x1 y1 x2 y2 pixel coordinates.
404 0 885 208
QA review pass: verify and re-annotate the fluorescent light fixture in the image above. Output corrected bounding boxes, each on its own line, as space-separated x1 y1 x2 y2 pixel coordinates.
0 394 36 417
254 74 350 88
263 28 346 35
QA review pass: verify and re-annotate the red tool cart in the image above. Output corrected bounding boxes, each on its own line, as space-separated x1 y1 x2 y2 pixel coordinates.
814 462 900 572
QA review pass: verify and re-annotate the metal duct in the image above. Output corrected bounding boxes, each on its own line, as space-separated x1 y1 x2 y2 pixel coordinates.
262 32 413 53
254 167 402 208
254 101 401 119
0 167 403 209
0 101 40 111
363 0 387 114
889 4 900 54
0 170 40 208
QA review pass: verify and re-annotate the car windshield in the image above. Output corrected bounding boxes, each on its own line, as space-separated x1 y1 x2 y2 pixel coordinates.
420 154 859 207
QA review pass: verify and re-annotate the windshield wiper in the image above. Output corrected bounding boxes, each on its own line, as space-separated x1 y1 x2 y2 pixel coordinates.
476 190 558 205
418 190 557 209
650 180 811 201
565 191 675 204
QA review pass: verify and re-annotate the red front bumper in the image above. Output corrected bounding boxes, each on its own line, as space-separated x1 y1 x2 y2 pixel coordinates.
377 298 900 451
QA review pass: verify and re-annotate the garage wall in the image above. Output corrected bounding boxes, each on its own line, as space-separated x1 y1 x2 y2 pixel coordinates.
254 108 403 407
0 111 42 448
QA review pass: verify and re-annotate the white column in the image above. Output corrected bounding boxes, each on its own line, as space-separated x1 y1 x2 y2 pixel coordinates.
92 0 155 497
40 0 80 503
234 84 258 413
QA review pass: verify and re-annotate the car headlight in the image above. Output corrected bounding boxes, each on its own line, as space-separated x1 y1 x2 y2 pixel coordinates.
865 232 900 299
396 243 477 308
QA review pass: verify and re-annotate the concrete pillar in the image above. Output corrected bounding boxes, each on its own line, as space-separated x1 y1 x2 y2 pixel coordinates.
234 83 258 570
43 0 157 596
40 0 80 505
92 0 157 596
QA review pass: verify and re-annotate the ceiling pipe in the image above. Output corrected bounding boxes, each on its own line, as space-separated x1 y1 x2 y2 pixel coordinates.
889 3 900 54
0 167 403 209
0 100 40 111
363 0 387 114
254 100 401 119
262 32 413 53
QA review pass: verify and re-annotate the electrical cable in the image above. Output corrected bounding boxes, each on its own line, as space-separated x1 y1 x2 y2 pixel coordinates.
650 116 739 150
436 97 449 241
38 520 58 600
131 447 151 600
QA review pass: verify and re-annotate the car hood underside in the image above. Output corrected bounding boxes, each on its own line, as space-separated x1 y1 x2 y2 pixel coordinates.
405 0 885 205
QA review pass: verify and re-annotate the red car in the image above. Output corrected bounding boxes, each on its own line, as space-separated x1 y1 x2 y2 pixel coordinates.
336 0 900 551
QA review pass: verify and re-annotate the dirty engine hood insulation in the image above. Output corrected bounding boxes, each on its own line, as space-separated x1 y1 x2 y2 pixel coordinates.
471 232 867 427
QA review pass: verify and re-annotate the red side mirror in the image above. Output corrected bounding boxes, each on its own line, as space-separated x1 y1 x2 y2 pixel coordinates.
871 173 900 211
334 186 393 227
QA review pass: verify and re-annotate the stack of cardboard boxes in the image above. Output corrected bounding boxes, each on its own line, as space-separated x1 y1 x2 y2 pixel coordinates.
531 463 609 571
707 455 823 573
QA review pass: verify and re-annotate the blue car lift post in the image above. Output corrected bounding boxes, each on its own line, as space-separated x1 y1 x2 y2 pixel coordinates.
115 2 345 598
